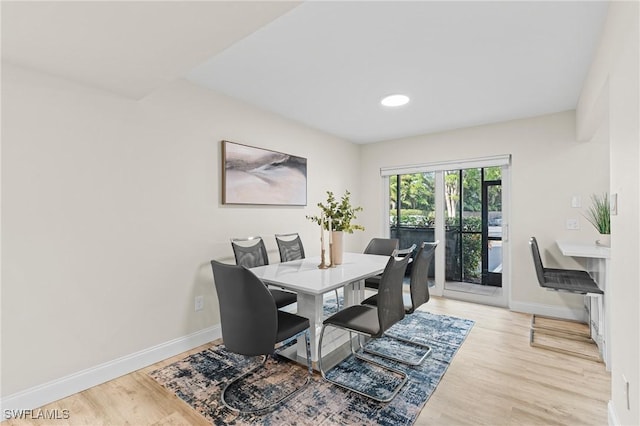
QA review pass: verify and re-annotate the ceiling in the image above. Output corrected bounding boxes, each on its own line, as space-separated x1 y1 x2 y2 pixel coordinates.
2 1 608 144
1 1 300 99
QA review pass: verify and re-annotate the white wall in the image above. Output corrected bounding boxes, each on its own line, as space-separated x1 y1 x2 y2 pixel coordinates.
359 111 609 313
0 63 361 399
577 2 640 425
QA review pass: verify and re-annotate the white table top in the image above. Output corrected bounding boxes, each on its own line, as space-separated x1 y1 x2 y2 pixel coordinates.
250 252 390 296
556 241 611 259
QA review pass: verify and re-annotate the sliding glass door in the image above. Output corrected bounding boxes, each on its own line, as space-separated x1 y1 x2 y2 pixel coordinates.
389 167 502 287
389 172 437 279
443 167 502 286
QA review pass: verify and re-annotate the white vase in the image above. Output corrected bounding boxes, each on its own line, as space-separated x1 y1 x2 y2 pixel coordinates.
331 231 344 265
596 234 611 247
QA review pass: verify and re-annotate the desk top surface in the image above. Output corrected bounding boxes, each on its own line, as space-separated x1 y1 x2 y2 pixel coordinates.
556 241 611 259
250 252 389 295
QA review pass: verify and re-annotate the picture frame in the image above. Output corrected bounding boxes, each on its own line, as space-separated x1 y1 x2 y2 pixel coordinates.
221 140 307 206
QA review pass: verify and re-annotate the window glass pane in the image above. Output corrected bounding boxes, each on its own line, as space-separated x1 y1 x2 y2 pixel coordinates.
462 168 481 232
483 166 502 181
444 170 461 281
462 233 482 283
488 239 503 273
389 172 436 277
488 184 502 237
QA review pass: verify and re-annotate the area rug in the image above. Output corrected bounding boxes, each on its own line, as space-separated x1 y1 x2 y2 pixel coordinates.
149 311 474 425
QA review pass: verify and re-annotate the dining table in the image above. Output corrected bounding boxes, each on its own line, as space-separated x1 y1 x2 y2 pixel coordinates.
250 252 390 363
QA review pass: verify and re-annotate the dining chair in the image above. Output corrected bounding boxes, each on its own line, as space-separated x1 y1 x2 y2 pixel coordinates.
361 241 439 365
231 236 297 309
317 255 410 402
528 236 603 361
363 238 399 290
210 260 312 414
275 233 342 310
274 233 305 262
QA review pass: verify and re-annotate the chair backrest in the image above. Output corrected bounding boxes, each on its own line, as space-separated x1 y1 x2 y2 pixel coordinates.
393 243 416 257
363 238 399 256
529 237 547 286
376 255 411 335
408 241 439 312
275 233 305 262
210 260 277 356
231 236 269 268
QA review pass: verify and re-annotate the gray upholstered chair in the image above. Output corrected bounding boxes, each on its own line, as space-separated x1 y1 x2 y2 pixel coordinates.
361 241 438 365
318 255 410 402
231 236 297 309
528 236 603 361
363 241 438 314
529 236 600 288
210 260 312 414
363 238 399 290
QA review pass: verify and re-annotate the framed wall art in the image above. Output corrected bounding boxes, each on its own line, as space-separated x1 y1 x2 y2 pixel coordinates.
221 140 307 206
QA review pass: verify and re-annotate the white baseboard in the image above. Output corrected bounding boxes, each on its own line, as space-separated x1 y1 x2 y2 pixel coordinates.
608 400 619 426
509 301 586 322
1 325 221 417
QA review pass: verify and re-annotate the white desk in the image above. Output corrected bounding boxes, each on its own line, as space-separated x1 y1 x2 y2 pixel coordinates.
556 241 611 368
251 252 389 362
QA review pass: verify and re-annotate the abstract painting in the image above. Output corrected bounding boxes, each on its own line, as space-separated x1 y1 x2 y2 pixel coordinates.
222 141 307 205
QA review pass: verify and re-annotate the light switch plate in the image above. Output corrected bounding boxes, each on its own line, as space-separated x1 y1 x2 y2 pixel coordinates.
571 195 581 208
566 218 579 230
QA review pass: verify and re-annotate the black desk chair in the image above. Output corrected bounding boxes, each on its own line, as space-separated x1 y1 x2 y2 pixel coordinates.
362 241 438 365
318 255 410 402
528 236 603 361
231 236 297 309
211 260 312 414
363 238 399 290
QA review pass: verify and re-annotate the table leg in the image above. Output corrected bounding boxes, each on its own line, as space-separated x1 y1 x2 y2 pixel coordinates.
346 278 365 306
296 293 324 362
295 279 366 362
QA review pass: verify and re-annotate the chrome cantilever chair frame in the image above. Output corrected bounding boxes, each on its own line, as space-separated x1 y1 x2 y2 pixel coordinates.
528 237 603 362
211 260 312 415
318 255 410 402
219 331 312 415
362 241 439 366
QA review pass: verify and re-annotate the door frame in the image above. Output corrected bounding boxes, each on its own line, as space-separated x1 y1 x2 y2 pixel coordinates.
381 156 511 308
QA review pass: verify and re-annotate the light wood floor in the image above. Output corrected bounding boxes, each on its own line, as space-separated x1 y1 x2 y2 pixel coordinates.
4 297 610 425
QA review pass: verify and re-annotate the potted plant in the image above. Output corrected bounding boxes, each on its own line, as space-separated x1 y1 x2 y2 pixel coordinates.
307 190 364 264
584 193 610 246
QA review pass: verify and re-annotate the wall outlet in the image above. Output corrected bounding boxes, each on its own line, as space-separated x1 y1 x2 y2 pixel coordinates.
195 295 204 312
566 218 580 230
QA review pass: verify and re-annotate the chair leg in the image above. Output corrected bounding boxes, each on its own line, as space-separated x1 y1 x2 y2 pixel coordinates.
363 332 432 366
221 330 313 415
334 289 341 311
529 314 602 363
318 324 408 403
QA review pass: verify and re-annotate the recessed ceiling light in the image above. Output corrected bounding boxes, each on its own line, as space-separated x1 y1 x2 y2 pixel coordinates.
380 94 410 107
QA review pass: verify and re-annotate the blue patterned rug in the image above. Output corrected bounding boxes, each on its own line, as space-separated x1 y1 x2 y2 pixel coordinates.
149 310 474 425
